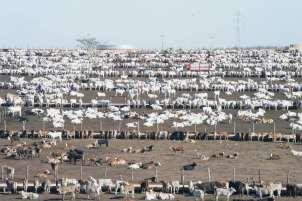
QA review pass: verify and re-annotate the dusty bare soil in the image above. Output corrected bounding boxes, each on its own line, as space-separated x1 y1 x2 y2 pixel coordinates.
0 139 301 200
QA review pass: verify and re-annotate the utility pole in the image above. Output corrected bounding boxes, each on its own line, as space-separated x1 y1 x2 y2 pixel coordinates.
235 11 241 48
160 34 165 50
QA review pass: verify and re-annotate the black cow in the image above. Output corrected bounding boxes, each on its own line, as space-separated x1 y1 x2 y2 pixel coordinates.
195 181 228 194
229 181 246 195
286 183 302 197
67 149 85 165
97 139 109 148
183 162 197 171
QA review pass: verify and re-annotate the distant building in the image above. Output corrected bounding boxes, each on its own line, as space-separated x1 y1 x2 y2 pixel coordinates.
97 44 135 50
290 44 302 50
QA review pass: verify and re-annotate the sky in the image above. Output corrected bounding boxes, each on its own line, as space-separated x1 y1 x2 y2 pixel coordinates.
0 0 301 49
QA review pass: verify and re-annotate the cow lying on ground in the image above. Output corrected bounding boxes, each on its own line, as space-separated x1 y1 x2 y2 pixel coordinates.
19 191 39 199
183 162 197 171
169 145 184 153
108 157 127 166
145 190 175 200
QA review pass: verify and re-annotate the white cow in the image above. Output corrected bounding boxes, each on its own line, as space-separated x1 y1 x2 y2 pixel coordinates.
61 178 79 187
171 181 181 194
215 187 236 201
291 148 302 157
145 190 158 200
128 163 142 169
158 192 175 200
48 132 62 141
267 182 282 198
86 177 102 200
189 181 204 200
98 178 115 192
19 191 39 199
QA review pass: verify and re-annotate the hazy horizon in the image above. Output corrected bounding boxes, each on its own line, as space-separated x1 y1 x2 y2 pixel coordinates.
0 0 301 49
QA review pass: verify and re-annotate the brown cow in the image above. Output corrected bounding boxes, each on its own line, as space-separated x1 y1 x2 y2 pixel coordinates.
169 144 184 153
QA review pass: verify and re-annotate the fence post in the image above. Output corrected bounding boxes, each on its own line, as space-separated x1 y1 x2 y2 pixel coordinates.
208 167 211 182
181 170 185 194
1 166 3 180
258 169 261 183
233 167 236 182
287 170 290 185
80 165 83 180
54 168 56 183
104 167 107 178
26 165 29 180
155 167 158 182
56 165 59 183
131 169 134 181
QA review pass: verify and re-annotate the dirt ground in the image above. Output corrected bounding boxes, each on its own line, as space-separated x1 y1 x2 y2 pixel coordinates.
0 139 301 201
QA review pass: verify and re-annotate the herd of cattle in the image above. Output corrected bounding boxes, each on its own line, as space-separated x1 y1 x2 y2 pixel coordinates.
1 47 302 200
0 136 302 201
0 129 301 143
1 47 302 135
